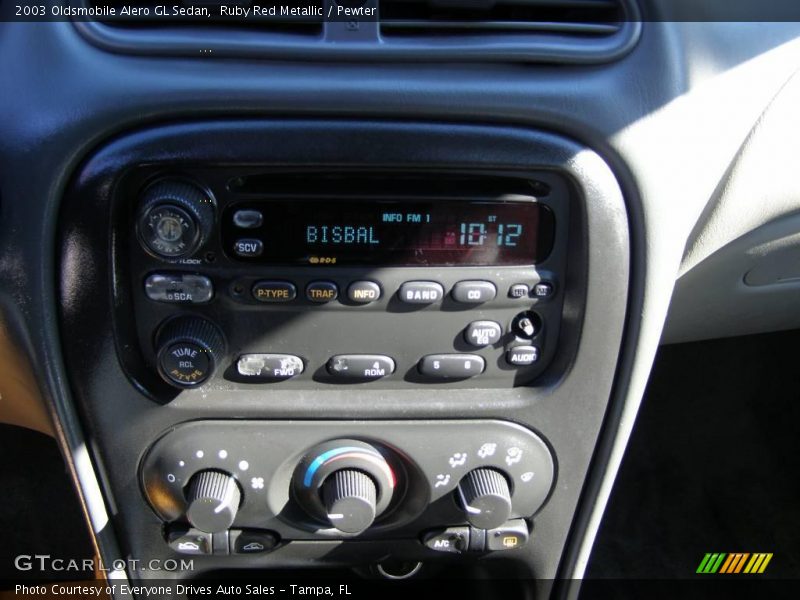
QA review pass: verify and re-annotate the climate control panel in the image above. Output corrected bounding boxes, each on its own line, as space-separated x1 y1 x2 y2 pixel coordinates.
140 420 554 558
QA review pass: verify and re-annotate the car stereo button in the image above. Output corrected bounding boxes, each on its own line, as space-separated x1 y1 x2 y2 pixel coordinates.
398 281 444 304
252 281 296 302
237 354 304 380
464 321 503 347
145 273 213 304
418 354 485 379
327 355 395 380
233 238 264 257
452 281 497 304
347 281 381 304
508 283 530 299
506 346 540 366
533 281 555 299
233 210 264 229
306 281 339 303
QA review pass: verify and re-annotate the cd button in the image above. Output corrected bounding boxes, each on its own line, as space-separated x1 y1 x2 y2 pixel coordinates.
306 281 338 303
398 281 444 304
327 355 395 380
506 346 540 366
347 281 381 304
464 321 503 347
233 210 264 229
452 281 497 304
252 281 296 303
418 354 485 379
233 239 264 258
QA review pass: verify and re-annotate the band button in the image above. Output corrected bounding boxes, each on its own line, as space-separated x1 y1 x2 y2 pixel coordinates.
398 281 444 304
252 281 296 303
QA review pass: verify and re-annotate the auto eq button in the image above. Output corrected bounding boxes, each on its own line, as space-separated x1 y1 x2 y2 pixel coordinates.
464 321 503 347
327 355 395 380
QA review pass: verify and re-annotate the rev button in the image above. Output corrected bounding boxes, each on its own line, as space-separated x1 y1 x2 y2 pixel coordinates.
252 281 297 303
327 355 395 381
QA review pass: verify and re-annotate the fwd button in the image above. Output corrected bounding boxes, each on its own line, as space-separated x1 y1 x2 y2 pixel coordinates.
327 355 395 381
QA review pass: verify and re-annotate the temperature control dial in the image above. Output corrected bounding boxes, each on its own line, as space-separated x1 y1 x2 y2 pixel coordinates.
294 440 396 535
137 179 215 259
457 468 513 530
185 470 241 533
322 469 378 534
155 317 225 387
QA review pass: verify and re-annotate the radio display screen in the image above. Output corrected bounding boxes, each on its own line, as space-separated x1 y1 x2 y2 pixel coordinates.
222 199 554 266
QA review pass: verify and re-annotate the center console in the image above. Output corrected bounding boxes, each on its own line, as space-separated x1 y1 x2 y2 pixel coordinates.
57 120 629 585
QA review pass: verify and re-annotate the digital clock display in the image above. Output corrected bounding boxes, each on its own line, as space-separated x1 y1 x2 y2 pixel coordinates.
222 199 554 266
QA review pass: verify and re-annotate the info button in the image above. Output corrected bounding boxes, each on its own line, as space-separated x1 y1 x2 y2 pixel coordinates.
252 281 297 303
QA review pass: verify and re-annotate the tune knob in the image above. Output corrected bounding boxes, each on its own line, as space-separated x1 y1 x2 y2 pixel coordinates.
321 470 378 535
457 468 513 530
185 470 241 533
155 316 225 387
137 179 215 259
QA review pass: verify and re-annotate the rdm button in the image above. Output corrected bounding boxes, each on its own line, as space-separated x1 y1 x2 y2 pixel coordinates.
252 281 296 303
327 355 395 380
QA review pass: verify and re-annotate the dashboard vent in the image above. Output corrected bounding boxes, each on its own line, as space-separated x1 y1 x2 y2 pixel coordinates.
73 0 640 63
380 0 625 37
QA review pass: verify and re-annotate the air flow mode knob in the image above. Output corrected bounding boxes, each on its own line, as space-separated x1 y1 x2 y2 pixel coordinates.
457 468 513 530
155 316 225 387
185 470 241 533
137 179 215 259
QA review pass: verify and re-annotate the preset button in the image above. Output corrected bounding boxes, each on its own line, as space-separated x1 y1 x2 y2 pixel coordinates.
418 354 485 379
327 355 395 380
237 354 304 380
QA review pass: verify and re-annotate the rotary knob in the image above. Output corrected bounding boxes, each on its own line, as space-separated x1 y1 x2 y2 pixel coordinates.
137 179 215 259
321 469 378 535
457 468 513 530
155 316 225 387
185 470 241 534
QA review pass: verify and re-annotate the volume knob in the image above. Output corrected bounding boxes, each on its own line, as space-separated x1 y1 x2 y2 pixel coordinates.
322 469 377 535
155 316 225 387
185 470 241 533
137 179 215 259
457 468 513 530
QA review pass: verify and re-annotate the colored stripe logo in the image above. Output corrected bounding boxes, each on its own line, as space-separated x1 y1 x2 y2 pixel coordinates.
697 553 773 574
